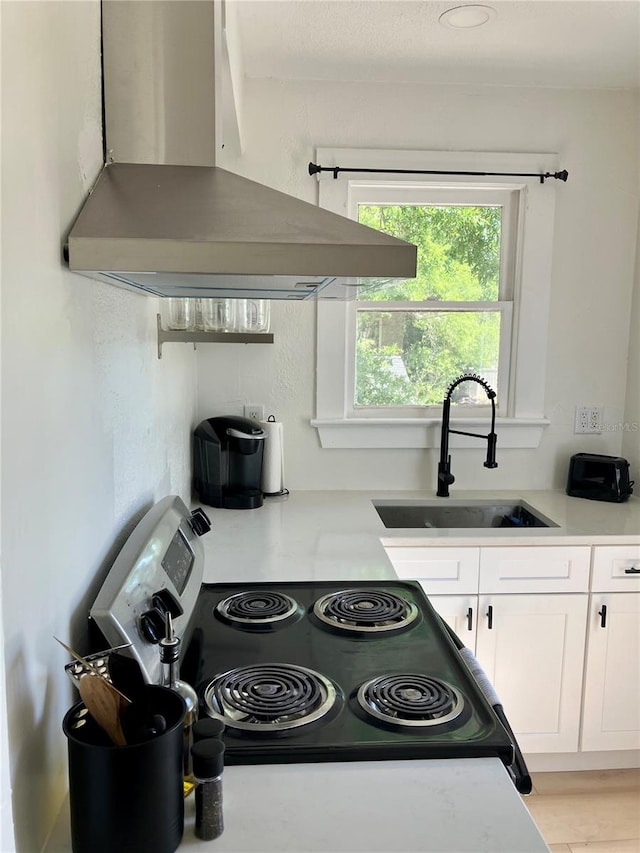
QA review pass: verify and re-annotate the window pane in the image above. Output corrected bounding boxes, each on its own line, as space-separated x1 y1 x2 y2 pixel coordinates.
358 205 501 302
355 311 500 407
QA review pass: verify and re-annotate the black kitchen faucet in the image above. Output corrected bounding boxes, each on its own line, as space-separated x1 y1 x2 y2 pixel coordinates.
437 374 498 497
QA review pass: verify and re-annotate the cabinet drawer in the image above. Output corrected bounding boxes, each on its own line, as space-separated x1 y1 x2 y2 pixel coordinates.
479 546 590 593
592 545 640 592
384 547 479 594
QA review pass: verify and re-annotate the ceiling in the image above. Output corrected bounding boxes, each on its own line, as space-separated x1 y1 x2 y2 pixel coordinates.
232 0 640 90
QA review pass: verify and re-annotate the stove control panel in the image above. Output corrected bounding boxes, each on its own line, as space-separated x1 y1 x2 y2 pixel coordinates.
90 495 208 683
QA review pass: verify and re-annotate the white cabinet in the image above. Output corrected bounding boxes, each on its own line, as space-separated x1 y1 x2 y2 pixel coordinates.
384 540 640 756
581 591 640 751
581 546 640 752
475 593 588 753
384 542 592 754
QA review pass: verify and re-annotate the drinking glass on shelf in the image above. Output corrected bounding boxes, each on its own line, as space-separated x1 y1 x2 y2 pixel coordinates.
235 299 270 333
166 298 194 331
203 299 236 332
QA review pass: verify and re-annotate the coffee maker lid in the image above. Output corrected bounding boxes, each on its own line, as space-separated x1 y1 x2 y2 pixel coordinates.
226 427 265 439
196 415 265 441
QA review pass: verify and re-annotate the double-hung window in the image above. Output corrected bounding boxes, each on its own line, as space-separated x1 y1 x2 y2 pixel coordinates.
313 149 558 449
350 183 515 416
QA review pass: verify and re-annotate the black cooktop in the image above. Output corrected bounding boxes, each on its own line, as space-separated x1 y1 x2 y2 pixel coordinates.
181 580 514 767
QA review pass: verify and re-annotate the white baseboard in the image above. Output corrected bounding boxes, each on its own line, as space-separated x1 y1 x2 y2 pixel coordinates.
524 750 640 773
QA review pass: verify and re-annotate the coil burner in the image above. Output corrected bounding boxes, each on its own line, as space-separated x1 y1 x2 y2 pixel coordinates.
312 588 419 634
357 674 464 728
203 663 338 732
215 591 302 631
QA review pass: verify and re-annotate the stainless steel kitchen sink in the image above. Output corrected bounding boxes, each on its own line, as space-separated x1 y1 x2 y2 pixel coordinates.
373 500 558 529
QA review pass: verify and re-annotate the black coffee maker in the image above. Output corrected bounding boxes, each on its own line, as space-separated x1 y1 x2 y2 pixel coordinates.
193 416 265 509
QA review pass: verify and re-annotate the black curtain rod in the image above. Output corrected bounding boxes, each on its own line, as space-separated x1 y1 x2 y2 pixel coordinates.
308 162 568 184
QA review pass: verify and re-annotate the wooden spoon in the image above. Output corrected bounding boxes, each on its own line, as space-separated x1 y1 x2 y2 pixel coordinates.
78 674 127 747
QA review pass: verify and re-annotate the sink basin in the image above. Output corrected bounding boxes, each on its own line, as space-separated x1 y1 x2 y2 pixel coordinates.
373 500 557 529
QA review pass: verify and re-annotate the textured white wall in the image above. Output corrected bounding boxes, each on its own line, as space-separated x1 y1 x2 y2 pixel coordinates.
0 3 197 849
200 78 639 492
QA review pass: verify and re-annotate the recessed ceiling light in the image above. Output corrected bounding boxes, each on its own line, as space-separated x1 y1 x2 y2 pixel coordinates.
439 5 497 29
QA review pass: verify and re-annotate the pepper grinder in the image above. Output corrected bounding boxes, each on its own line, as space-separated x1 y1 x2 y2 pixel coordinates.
159 613 199 795
191 738 225 840
192 717 225 743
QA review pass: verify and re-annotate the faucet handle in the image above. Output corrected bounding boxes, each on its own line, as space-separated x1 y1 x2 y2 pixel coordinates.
484 432 498 469
437 460 456 497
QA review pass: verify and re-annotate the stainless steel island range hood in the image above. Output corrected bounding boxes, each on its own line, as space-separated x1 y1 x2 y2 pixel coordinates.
65 1 416 300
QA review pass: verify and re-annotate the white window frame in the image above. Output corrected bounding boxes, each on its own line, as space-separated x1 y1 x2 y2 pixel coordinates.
312 148 557 450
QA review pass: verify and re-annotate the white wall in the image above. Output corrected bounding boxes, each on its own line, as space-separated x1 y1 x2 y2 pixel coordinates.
0 4 12 850
1 4 197 850
199 78 639 492
622 204 640 476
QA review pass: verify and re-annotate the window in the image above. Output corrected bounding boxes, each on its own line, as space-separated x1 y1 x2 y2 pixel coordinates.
313 149 558 449
350 184 516 417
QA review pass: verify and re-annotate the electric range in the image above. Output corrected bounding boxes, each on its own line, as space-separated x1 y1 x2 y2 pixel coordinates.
89 496 520 782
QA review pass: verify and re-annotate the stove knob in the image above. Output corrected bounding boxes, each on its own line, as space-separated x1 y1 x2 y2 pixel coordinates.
152 589 183 619
139 607 165 644
190 508 211 536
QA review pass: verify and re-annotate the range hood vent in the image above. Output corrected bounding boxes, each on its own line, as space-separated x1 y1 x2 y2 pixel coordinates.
66 162 417 300
64 1 416 299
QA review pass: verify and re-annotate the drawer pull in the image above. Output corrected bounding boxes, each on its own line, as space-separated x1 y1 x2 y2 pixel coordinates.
624 566 640 574
486 604 493 630
466 607 473 631
598 605 607 628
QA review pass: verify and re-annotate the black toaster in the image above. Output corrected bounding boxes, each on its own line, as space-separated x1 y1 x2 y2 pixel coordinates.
566 453 634 503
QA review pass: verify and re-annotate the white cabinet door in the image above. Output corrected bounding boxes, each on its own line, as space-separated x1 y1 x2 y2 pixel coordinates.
475 593 588 753
581 593 640 751
424 593 478 649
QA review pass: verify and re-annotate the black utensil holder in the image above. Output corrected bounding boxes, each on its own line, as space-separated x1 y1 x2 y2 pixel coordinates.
63 685 185 853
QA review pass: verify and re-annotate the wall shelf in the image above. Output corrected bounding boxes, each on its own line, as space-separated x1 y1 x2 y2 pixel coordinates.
157 315 274 358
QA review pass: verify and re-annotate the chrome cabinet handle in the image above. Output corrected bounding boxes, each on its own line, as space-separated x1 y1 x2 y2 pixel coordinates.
624 566 640 574
598 604 607 628
466 607 473 631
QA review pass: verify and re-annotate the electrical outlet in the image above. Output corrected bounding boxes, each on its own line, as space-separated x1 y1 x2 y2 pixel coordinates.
574 405 602 434
589 406 603 433
244 403 265 422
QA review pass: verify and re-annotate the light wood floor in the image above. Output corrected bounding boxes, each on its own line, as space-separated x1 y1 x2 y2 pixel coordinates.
523 769 640 853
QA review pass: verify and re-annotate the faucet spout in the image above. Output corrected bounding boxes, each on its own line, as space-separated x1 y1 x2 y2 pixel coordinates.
436 374 498 497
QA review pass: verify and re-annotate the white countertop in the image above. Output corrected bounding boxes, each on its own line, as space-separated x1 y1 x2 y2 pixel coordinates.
198 489 640 583
46 759 549 853
49 488 640 853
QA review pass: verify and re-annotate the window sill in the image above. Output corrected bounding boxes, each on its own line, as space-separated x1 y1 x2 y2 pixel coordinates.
310 418 550 450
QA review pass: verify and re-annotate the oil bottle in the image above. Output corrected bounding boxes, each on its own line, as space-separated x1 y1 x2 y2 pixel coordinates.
159 613 199 796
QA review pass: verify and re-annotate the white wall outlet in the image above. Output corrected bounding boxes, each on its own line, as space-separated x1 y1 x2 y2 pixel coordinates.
574 405 603 434
244 403 265 422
